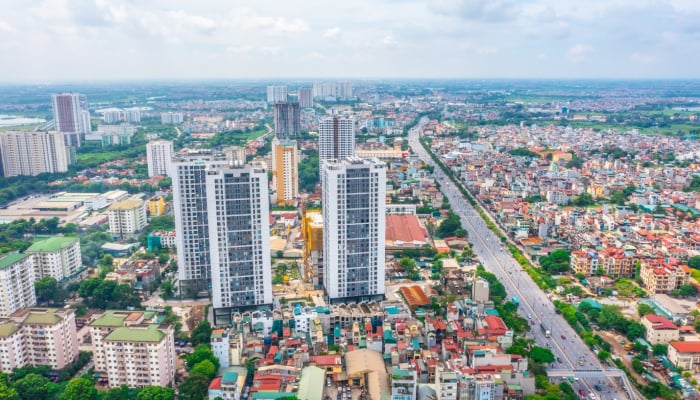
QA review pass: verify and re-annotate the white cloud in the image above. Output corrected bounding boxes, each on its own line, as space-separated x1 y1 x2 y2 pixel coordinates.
567 43 594 63
226 45 253 54
232 8 310 34
260 46 281 55
477 46 499 54
631 52 655 64
383 35 397 46
430 0 521 22
0 21 15 33
323 27 341 40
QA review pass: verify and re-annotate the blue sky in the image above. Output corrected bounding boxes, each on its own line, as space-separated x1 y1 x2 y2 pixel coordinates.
1 0 699 81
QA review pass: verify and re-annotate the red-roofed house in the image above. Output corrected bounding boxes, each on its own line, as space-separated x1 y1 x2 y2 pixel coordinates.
669 341 700 369
641 314 679 345
208 377 222 399
385 214 429 252
482 315 508 336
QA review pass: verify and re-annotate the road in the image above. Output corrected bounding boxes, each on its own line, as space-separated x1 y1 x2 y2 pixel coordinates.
407 117 633 400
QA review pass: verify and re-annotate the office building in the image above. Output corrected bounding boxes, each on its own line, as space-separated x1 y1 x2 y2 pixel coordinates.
298 88 313 108
161 112 184 124
207 162 272 325
273 102 301 138
0 253 36 318
90 310 175 388
322 157 386 303
0 307 78 372
272 138 299 205
266 85 288 103
319 116 354 163
51 93 90 147
107 199 148 239
171 150 229 293
0 130 70 177
26 236 85 284
146 140 174 177
224 146 246 164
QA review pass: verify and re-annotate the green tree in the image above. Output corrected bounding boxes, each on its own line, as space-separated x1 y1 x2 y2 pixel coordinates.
13 373 59 400
637 303 656 317
100 385 130 400
0 381 19 400
178 374 210 400
529 346 555 364
190 360 217 380
160 280 175 300
631 358 645 374
435 212 464 239
597 350 610 361
136 386 175 400
652 344 668 356
186 345 220 371
538 250 571 274
626 322 646 340
680 284 697 297
34 277 59 304
61 377 97 400
147 215 175 231
191 320 212 346
689 255 700 269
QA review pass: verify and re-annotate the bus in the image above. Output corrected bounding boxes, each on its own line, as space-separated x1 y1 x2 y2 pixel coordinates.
511 296 519 307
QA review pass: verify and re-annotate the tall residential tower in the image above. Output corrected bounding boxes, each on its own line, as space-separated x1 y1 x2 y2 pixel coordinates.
318 116 354 163
51 93 91 147
271 138 299 205
273 102 301 138
146 140 174 177
321 157 386 303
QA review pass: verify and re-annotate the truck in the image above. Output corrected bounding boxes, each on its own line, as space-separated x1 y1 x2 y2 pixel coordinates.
511 296 519 307
541 323 551 338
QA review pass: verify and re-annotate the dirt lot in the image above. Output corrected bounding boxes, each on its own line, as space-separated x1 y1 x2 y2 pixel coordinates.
187 304 206 331
597 330 646 383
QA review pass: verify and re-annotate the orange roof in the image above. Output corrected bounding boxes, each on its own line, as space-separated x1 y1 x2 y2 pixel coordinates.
671 341 700 353
386 214 428 244
310 355 342 365
644 315 677 331
399 285 431 308
209 377 222 390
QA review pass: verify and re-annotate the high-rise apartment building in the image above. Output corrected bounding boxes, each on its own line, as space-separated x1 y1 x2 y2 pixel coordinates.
302 211 323 287
321 157 386 303
207 162 272 325
266 85 288 103
273 102 301 138
0 130 70 177
146 140 174 177
123 108 141 123
312 82 353 100
171 150 230 293
0 308 78 373
0 253 36 318
51 93 90 147
318 116 354 163
272 138 299 205
107 199 148 239
298 88 313 108
90 310 175 388
161 112 184 124
26 236 85 283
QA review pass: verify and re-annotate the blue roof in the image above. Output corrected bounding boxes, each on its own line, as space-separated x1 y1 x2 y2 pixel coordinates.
222 371 238 384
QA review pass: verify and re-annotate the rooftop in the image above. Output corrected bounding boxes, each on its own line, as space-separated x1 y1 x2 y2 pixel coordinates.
26 236 79 253
108 199 144 211
297 366 324 400
670 341 700 353
91 310 156 327
0 253 29 270
0 323 20 337
22 309 63 325
105 324 165 342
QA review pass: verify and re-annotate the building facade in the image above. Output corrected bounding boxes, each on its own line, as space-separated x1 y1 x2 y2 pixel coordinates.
107 199 148 239
171 150 230 293
26 236 84 283
146 140 174 177
51 93 90 147
272 139 299 205
0 254 36 318
319 116 354 163
322 157 386 303
207 162 272 325
298 88 313 108
273 102 301 138
161 112 184 124
0 130 70 177
266 86 288 103
90 311 175 388
302 211 324 287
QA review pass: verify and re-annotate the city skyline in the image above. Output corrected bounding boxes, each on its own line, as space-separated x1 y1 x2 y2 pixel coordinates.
1 1 699 82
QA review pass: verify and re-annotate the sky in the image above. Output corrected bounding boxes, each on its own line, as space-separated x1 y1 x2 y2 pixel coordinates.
1 0 699 82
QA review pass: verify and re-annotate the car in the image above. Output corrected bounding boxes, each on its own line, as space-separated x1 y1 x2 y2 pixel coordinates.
527 313 532 319
557 357 563 363
561 334 566 340
578 360 584 366
546 343 552 348
594 385 602 391
579 389 586 396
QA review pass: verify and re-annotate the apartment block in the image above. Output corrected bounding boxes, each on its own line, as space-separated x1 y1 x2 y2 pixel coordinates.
207 162 272 325
273 102 300 138
322 157 386 303
0 130 70 177
26 236 85 283
161 112 184 124
0 253 36 318
90 310 175 388
107 199 148 239
298 88 313 108
272 138 299 205
640 263 691 294
171 150 229 292
319 116 354 164
641 314 679 345
146 140 174 177
302 211 324 287
266 86 288 103
52 92 90 147
0 307 78 372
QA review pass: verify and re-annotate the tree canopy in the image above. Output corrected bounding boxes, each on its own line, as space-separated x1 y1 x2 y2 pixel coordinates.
538 250 570 274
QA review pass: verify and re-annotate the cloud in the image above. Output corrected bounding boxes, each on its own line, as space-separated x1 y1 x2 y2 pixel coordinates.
138 10 216 43
0 21 15 33
308 51 327 59
430 0 520 22
383 35 397 46
631 52 655 64
232 8 310 34
260 46 280 55
323 27 341 40
226 45 253 54
567 43 594 63
477 46 499 54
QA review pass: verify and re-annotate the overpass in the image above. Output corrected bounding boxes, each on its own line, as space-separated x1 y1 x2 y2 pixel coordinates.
547 368 641 400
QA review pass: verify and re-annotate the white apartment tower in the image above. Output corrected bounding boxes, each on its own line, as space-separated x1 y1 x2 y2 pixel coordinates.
0 130 69 177
51 93 90 147
272 138 299 205
26 236 84 283
322 157 386 303
171 150 229 293
206 162 272 325
107 199 148 239
0 254 37 318
298 88 313 108
266 85 288 103
146 140 174 177
319 116 354 163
